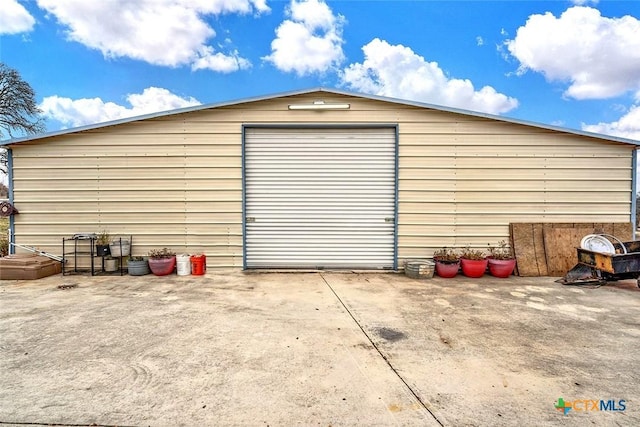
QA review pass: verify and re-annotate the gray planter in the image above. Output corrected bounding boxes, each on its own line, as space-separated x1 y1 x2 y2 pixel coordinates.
127 258 150 276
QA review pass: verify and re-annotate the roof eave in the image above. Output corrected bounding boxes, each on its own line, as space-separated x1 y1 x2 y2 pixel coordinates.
322 88 640 146
1 86 638 147
0 87 332 146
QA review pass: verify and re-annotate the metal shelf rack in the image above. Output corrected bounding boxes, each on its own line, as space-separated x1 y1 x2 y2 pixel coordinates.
62 234 131 276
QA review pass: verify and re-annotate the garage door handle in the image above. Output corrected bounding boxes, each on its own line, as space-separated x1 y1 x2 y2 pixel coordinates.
385 217 395 223
246 217 256 223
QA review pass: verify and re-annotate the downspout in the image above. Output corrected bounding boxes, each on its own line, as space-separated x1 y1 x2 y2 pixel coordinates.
7 147 15 254
633 147 638 240
241 125 247 270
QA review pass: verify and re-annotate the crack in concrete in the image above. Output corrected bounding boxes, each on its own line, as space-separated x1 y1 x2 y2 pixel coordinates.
0 422 140 427
319 272 444 427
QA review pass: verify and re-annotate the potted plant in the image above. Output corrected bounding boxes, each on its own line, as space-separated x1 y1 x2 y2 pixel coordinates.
109 237 131 258
148 248 176 276
127 256 150 276
95 230 111 256
433 247 460 278
460 246 488 278
488 240 516 278
104 255 118 272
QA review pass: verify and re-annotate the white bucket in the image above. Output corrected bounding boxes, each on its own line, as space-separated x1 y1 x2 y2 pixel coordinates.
176 254 191 276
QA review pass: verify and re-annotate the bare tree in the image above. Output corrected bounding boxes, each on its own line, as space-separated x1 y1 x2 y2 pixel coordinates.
0 63 45 138
0 150 6 175
0 62 45 174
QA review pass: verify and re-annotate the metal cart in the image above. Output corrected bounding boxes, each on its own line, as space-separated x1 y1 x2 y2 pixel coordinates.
561 240 640 287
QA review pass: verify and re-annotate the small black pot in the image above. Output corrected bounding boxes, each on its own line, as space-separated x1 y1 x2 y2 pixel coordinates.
96 244 110 256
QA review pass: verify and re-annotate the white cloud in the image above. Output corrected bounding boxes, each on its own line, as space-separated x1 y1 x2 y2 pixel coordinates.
571 0 598 5
40 87 201 128
582 105 640 141
35 0 268 70
0 0 35 34
263 0 345 76
476 36 484 46
191 46 252 73
341 38 518 115
506 6 640 100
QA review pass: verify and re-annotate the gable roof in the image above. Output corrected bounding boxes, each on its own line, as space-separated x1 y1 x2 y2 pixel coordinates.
2 87 639 147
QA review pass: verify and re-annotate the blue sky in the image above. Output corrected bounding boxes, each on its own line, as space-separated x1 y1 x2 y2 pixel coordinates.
1 0 640 140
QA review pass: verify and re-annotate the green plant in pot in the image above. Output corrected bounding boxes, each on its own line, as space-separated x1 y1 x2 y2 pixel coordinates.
433 247 460 278
488 240 516 278
460 246 487 278
95 230 111 256
148 248 176 276
127 255 150 276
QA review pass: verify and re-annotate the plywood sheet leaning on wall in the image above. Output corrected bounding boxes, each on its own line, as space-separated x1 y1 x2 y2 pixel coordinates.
510 223 633 277
543 225 601 277
510 223 548 277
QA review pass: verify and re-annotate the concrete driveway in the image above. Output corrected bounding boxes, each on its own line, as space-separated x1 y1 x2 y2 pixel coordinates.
0 271 638 426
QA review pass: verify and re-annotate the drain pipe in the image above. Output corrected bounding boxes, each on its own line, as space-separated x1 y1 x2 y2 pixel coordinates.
633 148 638 241
7 147 15 255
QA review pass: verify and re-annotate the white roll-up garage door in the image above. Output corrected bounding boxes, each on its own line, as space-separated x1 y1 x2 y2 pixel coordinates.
244 127 397 269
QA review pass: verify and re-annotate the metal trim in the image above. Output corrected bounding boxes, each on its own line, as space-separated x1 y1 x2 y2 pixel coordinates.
393 124 399 271
243 125 397 269
633 148 638 240
242 123 399 130
241 124 248 270
7 148 14 254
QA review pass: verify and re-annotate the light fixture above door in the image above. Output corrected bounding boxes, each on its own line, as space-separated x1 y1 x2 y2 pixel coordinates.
288 100 350 110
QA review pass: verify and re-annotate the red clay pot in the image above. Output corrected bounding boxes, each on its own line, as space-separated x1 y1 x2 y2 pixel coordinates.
148 256 176 276
488 258 516 278
434 258 460 278
461 258 488 278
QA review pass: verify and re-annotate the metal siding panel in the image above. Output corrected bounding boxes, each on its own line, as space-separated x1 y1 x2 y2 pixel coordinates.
454 157 630 169
450 191 629 203
455 168 629 181
244 127 396 269
399 144 627 157
10 129 243 268
12 167 242 180
90 119 188 134
396 115 634 260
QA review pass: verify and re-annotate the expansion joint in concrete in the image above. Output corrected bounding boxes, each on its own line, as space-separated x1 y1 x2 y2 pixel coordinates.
319 273 444 427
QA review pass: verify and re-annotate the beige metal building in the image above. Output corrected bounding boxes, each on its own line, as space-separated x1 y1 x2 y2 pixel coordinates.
2 88 638 269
